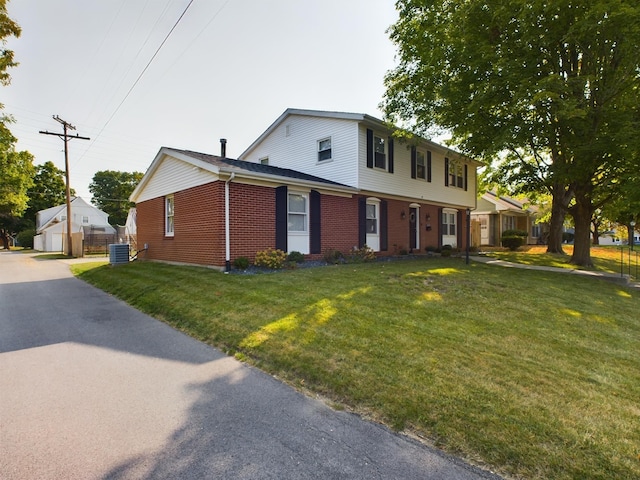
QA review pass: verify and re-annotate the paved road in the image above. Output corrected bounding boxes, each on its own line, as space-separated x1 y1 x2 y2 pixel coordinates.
0 251 502 480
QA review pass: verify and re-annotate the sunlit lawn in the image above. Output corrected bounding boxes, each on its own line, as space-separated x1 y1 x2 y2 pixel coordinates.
73 256 640 480
484 245 640 277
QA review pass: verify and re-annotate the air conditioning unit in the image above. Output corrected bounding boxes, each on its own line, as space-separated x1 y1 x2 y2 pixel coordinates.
109 244 130 265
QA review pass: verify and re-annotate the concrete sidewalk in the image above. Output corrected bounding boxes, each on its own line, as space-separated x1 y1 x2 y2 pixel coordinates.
470 255 640 290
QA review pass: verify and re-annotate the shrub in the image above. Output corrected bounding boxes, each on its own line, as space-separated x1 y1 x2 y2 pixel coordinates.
17 229 35 249
287 251 305 264
232 256 250 270
425 245 437 253
254 248 287 269
440 244 453 257
502 229 528 238
348 245 376 263
502 236 525 251
323 248 345 264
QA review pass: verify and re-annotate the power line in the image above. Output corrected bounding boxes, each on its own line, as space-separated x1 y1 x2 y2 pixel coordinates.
73 0 196 169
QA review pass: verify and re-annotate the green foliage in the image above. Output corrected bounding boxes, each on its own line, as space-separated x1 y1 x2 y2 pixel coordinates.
383 0 640 267
254 248 287 269
24 161 72 223
348 245 376 263
501 236 525 251
286 251 305 264
89 170 143 226
232 256 250 270
323 248 345 264
16 228 33 248
502 229 528 239
0 0 21 87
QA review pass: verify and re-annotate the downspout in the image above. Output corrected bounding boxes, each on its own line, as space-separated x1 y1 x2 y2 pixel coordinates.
224 172 235 273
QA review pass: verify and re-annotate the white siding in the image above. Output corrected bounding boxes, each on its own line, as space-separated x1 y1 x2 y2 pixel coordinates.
357 125 476 208
135 155 218 203
240 114 360 187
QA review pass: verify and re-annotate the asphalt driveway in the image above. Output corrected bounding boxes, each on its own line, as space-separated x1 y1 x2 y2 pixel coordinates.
0 251 502 480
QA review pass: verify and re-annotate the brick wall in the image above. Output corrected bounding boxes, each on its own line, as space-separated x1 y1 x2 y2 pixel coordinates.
136 181 468 268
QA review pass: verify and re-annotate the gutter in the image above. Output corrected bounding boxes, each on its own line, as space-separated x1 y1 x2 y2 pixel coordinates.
224 172 235 273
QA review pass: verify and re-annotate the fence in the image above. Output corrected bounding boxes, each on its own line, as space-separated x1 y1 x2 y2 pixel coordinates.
619 246 639 280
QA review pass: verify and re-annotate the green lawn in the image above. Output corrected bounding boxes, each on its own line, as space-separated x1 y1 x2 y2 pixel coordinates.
484 245 639 277
72 256 640 480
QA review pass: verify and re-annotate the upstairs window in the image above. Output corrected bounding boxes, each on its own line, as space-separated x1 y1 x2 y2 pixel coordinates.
374 135 386 169
416 151 426 180
318 138 332 162
165 195 174 237
447 159 465 189
259 157 269 165
82 216 89 224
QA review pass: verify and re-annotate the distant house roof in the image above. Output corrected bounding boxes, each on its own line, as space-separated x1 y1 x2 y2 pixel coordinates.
36 196 112 232
475 191 538 216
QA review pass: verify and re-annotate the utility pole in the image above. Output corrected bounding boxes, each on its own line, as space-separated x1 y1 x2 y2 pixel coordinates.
40 116 90 256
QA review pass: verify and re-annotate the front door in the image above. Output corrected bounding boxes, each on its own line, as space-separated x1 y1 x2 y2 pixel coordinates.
409 207 418 252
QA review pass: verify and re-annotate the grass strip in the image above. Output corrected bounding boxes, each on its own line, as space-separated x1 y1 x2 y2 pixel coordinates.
73 257 640 480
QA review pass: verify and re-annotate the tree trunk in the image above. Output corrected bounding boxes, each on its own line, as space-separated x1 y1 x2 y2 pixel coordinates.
0 230 9 250
591 219 600 245
547 182 571 254
570 192 593 267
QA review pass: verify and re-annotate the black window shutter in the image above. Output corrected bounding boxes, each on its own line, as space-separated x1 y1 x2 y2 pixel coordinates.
444 158 449 186
438 207 443 248
457 210 464 248
358 197 366 247
427 151 432 182
380 200 388 251
366 129 373 169
310 190 321 254
275 186 288 252
388 137 394 173
410 146 416 179
464 164 468 191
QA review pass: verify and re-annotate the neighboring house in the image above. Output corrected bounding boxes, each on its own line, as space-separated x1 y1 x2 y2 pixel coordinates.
471 191 544 247
33 197 116 252
130 108 480 270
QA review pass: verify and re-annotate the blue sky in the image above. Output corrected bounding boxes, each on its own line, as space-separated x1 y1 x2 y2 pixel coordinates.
4 0 398 201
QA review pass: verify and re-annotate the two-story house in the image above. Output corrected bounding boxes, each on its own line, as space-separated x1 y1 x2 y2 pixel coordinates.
130 109 479 270
33 196 117 252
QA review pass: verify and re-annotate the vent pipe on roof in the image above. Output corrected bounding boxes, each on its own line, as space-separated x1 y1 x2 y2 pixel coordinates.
220 138 227 157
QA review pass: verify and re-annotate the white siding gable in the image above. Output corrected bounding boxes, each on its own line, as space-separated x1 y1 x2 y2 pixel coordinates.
135 154 218 203
240 114 360 187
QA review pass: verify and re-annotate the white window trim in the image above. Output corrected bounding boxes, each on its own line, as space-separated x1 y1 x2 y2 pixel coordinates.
165 195 174 237
259 157 269 165
287 191 308 234
442 208 458 239
366 197 381 251
373 134 387 170
317 137 332 163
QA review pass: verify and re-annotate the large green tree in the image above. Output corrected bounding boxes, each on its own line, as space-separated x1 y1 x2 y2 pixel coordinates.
24 161 73 224
89 170 143 226
382 0 640 266
0 125 34 248
0 0 28 249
